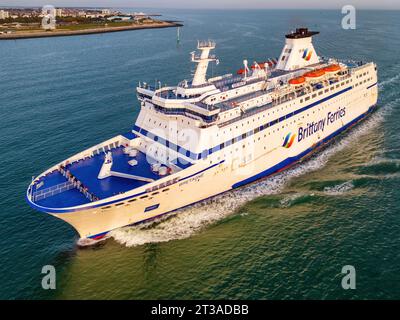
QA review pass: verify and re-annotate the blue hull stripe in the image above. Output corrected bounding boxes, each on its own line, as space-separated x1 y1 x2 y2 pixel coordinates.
88 104 376 239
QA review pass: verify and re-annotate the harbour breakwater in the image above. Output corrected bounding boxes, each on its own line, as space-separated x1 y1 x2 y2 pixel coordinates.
0 21 183 40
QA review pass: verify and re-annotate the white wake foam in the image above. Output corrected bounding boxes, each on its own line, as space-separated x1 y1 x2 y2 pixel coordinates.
379 73 400 89
77 234 111 247
111 101 392 247
323 181 354 195
279 193 307 208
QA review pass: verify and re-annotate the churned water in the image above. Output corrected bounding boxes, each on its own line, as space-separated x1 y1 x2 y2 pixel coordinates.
1 9 400 299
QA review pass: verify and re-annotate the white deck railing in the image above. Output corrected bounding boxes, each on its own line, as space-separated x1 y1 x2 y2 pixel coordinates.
32 181 74 202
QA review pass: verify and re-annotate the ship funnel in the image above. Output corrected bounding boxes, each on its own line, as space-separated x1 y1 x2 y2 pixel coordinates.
276 27 320 71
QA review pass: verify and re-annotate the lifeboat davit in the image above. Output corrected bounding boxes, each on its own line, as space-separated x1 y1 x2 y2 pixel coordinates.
322 64 341 73
304 69 326 78
237 60 276 74
238 62 267 74
251 62 266 69
289 76 306 85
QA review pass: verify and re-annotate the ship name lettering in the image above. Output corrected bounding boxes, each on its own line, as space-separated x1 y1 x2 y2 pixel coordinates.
298 107 346 142
146 177 180 193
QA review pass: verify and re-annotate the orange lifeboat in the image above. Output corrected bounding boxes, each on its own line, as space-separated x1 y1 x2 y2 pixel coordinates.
289 76 306 85
304 69 326 78
322 64 341 73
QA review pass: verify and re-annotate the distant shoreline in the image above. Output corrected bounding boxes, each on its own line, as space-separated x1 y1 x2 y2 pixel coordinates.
0 21 183 40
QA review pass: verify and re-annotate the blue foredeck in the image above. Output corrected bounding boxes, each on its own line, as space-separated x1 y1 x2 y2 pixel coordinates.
66 147 160 199
33 146 171 209
34 170 91 208
36 170 67 188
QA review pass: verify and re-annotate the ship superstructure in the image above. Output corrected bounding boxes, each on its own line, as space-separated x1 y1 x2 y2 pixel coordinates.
27 28 378 239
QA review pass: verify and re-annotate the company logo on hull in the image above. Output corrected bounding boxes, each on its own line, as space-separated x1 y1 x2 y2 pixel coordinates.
302 49 312 61
283 133 296 148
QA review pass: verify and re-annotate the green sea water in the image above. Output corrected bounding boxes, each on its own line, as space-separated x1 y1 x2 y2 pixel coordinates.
1 9 400 299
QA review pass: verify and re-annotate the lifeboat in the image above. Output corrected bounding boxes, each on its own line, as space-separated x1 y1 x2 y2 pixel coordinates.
322 64 341 73
289 76 306 85
304 69 326 78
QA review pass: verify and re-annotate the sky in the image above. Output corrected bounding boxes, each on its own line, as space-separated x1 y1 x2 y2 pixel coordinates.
1 0 399 10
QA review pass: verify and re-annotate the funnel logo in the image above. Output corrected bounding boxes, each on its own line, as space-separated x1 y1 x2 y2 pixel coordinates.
302 49 312 61
283 133 296 148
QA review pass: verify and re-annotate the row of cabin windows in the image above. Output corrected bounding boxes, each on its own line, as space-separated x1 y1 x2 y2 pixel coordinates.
354 76 373 88
298 77 352 104
218 78 349 138
356 70 370 79
148 117 191 126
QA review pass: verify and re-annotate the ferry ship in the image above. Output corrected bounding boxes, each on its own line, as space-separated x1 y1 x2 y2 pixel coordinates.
26 28 378 240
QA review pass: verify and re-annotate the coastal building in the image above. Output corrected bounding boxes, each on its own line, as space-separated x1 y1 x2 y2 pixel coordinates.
55 9 63 17
0 10 10 20
133 12 149 18
107 15 132 21
101 9 111 15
